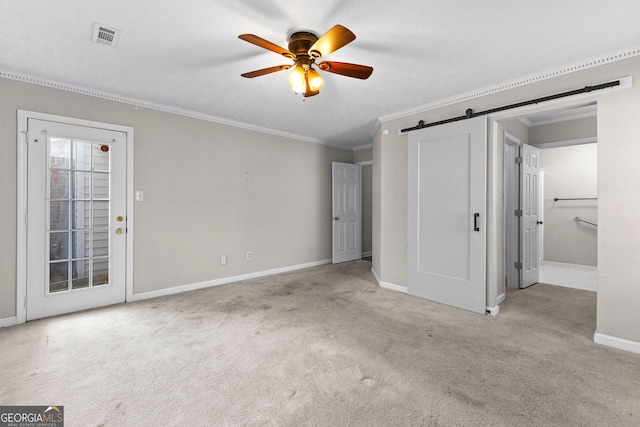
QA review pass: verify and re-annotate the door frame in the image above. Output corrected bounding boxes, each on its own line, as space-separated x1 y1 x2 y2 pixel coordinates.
489 98 601 309
356 160 373 258
503 132 521 291
16 110 135 324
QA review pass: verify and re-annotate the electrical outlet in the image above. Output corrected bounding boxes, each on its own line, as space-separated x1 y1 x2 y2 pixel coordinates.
246 251 252 260
220 255 227 265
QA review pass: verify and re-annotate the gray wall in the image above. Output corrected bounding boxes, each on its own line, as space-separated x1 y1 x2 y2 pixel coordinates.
0 77 352 319
375 55 640 344
540 144 598 266
530 116 598 266
529 116 597 144
353 147 372 163
501 120 530 145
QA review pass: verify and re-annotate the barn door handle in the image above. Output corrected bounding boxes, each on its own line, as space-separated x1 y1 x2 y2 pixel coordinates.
474 213 480 232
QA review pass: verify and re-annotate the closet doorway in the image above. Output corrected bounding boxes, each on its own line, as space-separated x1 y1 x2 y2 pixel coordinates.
501 103 598 294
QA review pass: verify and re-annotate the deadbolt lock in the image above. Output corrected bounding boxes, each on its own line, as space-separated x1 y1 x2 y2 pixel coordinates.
116 216 124 222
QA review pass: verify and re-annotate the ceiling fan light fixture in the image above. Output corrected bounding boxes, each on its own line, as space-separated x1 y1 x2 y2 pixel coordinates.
239 25 373 97
307 68 324 91
288 64 306 93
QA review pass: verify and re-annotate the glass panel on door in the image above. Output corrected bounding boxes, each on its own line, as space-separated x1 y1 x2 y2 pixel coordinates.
47 137 111 294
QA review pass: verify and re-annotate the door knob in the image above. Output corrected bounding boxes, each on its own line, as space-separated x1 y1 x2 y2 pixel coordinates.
116 228 124 234
537 220 544 225
333 217 339 220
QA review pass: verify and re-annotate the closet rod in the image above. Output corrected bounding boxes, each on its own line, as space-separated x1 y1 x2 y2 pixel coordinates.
576 217 597 227
400 80 620 133
553 197 597 202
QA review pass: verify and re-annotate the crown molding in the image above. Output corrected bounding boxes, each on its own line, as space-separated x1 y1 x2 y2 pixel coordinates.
353 143 373 152
0 68 339 147
378 45 640 123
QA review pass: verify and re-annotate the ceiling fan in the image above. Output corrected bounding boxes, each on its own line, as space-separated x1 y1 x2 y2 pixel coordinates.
238 24 373 97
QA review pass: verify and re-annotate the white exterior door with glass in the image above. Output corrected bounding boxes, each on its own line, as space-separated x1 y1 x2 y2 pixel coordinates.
26 118 128 320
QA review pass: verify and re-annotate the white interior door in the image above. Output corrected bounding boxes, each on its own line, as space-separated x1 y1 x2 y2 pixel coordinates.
520 144 541 288
332 162 362 263
26 118 128 320
407 116 487 314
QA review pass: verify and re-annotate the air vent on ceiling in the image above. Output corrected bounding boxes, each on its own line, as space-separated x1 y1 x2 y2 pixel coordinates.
91 23 120 47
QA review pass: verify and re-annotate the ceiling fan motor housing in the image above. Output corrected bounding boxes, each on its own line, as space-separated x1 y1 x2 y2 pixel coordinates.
287 32 318 57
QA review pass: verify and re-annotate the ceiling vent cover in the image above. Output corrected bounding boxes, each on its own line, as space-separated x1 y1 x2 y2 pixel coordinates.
92 23 120 47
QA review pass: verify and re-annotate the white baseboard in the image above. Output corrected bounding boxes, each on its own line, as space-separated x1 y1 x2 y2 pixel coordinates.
594 332 640 355
0 316 17 328
497 292 506 305
370 267 381 285
381 281 408 294
370 267 407 293
129 259 332 302
539 261 597 292
362 251 372 258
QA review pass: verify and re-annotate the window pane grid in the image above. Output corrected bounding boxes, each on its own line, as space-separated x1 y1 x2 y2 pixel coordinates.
47 137 110 294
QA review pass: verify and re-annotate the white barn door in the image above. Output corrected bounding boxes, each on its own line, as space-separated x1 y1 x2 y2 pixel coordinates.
332 162 362 263
407 116 487 314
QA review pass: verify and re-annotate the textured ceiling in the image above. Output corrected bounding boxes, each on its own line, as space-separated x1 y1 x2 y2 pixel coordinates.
1 1 639 149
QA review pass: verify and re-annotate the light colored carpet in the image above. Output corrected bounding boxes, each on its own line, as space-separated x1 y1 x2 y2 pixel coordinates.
1 260 639 426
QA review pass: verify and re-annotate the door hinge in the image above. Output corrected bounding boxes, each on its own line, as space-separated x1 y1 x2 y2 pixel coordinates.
514 209 522 217
515 156 523 164
515 262 523 270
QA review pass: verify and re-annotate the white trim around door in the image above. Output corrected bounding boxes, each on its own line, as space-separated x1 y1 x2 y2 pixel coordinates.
16 110 134 324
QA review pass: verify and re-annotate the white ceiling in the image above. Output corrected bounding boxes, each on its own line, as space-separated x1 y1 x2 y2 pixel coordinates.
1 1 639 149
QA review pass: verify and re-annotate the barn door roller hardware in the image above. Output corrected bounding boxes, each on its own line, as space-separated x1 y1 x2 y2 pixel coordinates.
400 79 622 133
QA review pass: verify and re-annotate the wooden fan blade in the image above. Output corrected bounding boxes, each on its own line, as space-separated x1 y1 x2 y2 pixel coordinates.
238 34 294 58
317 61 373 79
309 25 355 58
241 64 291 78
